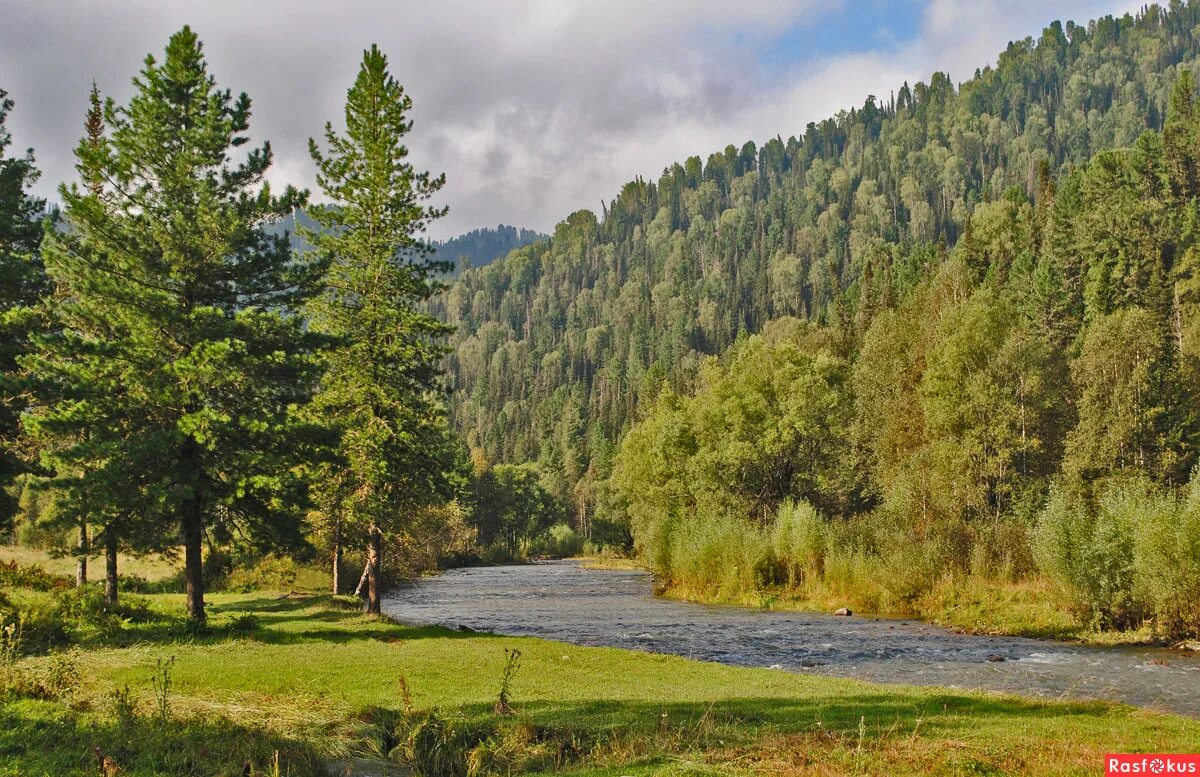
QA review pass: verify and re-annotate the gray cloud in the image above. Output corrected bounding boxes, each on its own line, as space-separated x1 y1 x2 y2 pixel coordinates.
1 0 1140 239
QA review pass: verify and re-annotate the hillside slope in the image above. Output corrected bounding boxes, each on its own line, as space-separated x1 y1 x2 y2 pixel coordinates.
439 4 1200 520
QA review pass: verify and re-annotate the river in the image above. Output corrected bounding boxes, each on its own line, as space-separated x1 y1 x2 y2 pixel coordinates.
382 560 1199 717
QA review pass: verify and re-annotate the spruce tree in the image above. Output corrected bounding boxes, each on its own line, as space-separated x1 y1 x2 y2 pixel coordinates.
305 45 460 614
29 28 322 622
22 84 169 604
0 88 46 533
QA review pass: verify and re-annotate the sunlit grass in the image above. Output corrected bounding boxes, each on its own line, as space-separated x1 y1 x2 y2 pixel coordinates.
2 587 1194 776
0 543 180 582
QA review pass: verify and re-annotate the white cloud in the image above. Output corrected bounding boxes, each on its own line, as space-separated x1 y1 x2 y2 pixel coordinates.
0 0 1145 238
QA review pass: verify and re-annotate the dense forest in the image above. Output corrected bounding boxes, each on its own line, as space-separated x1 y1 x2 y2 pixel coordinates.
442 4 1200 516
440 4 1200 638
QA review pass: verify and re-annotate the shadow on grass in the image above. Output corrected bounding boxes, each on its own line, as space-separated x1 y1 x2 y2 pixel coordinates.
58 592 498 650
0 696 325 777
502 690 1118 738
330 692 1139 777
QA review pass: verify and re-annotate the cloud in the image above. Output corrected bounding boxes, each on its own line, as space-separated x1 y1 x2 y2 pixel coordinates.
0 0 1144 239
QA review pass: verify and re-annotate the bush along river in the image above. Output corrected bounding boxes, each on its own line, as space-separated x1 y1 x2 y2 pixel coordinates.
382 560 1199 717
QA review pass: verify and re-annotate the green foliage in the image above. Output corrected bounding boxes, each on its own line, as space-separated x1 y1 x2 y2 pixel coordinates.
1035 475 1200 638
1065 308 1168 481
1135 476 1200 640
666 514 773 600
468 463 565 558
0 559 70 591
224 555 301 593
303 45 461 610
528 523 585 558
403 711 495 777
23 28 323 622
612 324 852 579
0 89 46 533
598 53 1200 630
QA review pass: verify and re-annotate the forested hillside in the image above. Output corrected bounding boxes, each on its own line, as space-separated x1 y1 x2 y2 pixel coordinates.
439 4 1200 529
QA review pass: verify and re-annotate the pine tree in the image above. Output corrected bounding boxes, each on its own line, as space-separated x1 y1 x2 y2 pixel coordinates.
28 28 323 622
0 88 46 533
305 45 461 614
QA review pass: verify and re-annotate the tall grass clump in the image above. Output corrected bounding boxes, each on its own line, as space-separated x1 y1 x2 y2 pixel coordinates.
771 499 826 589
1132 476 1200 641
1035 474 1200 639
666 514 771 600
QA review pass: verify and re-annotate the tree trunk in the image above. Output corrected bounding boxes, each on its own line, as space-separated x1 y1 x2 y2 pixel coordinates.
76 522 88 587
181 437 206 623
104 526 118 606
183 498 205 622
366 523 382 615
353 562 370 598
331 516 342 595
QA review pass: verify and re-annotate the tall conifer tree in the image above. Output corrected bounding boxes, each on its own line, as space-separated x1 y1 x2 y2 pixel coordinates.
29 28 322 622
0 89 46 533
305 45 460 614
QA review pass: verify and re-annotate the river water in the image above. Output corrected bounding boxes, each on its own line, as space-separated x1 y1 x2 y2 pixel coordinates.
382 560 1199 717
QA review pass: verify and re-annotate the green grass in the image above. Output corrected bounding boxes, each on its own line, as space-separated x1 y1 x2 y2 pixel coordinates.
2 586 1197 776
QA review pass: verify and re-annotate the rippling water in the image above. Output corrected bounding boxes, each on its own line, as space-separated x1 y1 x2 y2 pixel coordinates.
382 560 1200 717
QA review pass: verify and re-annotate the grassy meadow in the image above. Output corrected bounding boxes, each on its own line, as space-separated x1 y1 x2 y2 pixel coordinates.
1 550 1197 776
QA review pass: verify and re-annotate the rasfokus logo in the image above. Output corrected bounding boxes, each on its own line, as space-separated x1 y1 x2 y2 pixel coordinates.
1107 754 1200 775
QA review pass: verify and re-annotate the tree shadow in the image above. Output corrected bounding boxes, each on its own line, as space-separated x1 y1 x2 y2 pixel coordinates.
60 593 500 649
500 690 1117 738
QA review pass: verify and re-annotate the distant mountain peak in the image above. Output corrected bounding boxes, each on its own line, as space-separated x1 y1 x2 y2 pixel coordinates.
434 224 547 274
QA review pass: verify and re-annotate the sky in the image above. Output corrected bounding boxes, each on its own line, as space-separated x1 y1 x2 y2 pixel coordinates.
1 0 1143 240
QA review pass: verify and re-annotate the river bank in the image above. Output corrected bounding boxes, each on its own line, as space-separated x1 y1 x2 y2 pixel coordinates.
2 554 1198 775
4 591 1199 776
580 554 1173 648
382 561 1200 717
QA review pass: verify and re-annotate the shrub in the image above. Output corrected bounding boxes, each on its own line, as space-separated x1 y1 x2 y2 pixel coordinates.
2 650 82 702
666 514 771 599
528 524 585 558
968 515 1037 581
822 545 885 612
225 555 299 592
770 499 826 589
1086 484 1149 630
1035 479 1154 631
402 711 496 777
51 585 159 637
0 594 69 655
874 527 948 613
1132 475 1200 641
226 613 261 635
0 560 72 591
